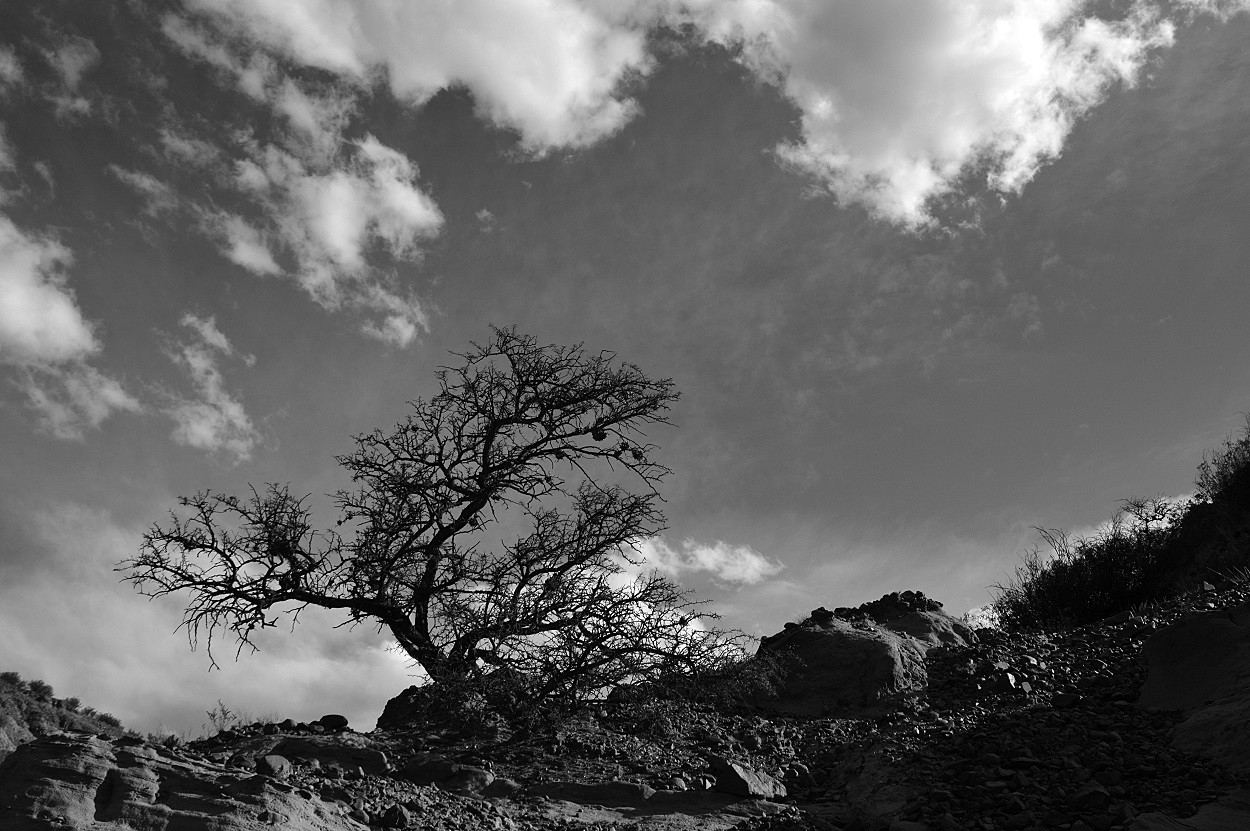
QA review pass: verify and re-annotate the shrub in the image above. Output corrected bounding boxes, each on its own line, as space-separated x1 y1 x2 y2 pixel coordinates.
26 679 54 699
62 697 81 712
992 497 1183 632
0 671 22 687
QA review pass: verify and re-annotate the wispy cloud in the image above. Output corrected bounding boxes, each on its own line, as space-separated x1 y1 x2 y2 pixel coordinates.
0 215 140 437
40 31 100 118
146 16 446 344
163 314 260 463
636 536 784 586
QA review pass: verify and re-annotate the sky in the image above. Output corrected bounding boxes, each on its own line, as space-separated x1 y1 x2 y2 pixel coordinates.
2 0 1250 736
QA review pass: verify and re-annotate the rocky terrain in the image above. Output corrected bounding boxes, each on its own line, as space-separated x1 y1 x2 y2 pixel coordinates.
2 586 1249 831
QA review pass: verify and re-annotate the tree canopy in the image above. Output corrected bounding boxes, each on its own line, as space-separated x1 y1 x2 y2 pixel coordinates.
122 327 741 708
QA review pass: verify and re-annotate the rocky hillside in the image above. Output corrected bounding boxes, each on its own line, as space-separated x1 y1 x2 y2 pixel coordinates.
0 673 125 763
2 585 1250 830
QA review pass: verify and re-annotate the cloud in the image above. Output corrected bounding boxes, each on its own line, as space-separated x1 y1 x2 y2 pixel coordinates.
0 215 140 437
223 137 440 344
40 31 101 118
147 18 444 344
0 219 95 364
17 365 142 440
678 0 1178 225
158 129 224 169
197 211 280 276
182 0 652 152
0 46 24 93
0 127 12 172
0 503 416 735
637 536 784 586
108 165 180 216
163 314 261 462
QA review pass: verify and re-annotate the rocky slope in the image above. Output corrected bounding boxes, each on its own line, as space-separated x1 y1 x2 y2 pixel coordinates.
0 675 125 764
2 586 1249 830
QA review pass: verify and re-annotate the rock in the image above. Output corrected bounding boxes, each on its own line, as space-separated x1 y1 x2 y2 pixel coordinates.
482 777 524 798
756 616 930 714
889 821 932 831
271 735 388 776
708 755 787 799
1137 602 1250 712
402 752 458 784
441 764 495 794
255 753 293 779
882 609 977 648
0 713 36 763
1137 601 1250 774
529 780 657 806
378 803 412 828
0 732 366 830
319 714 350 732
1072 782 1111 811
1132 789 1250 830
401 753 494 793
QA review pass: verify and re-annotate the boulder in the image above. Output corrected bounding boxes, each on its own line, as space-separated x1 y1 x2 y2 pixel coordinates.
707 755 787 799
401 753 494 794
271 735 388 776
528 780 656 806
757 618 929 715
0 732 367 830
1132 789 1250 830
1137 601 1250 775
318 714 349 732
882 609 977 647
255 753 293 779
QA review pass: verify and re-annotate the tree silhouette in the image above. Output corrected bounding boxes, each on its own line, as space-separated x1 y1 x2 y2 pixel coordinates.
122 327 739 706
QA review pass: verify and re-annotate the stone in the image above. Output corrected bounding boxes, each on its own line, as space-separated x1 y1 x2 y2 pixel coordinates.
271 735 388 776
756 616 930 714
402 753 458 785
319 714 350 732
1072 782 1111 811
441 764 495 794
1137 601 1250 775
482 777 524 798
882 609 977 648
255 753 293 779
1131 789 1250 830
401 753 495 793
378 803 412 828
528 780 657 806
707 755 787 799
1137 602 1250 712
0 732 366 830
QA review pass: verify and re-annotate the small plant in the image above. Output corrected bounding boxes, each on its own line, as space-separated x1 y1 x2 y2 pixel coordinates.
198 700 269 736
992 497 1184 632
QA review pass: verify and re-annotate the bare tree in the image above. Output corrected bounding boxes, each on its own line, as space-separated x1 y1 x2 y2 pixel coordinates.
121 327 740 707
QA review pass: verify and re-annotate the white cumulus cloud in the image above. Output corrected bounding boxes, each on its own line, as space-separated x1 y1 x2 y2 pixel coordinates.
679 0 1178 225
183 0 652 152
0 215 139 437
163 314 261 463
637 536 784 586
